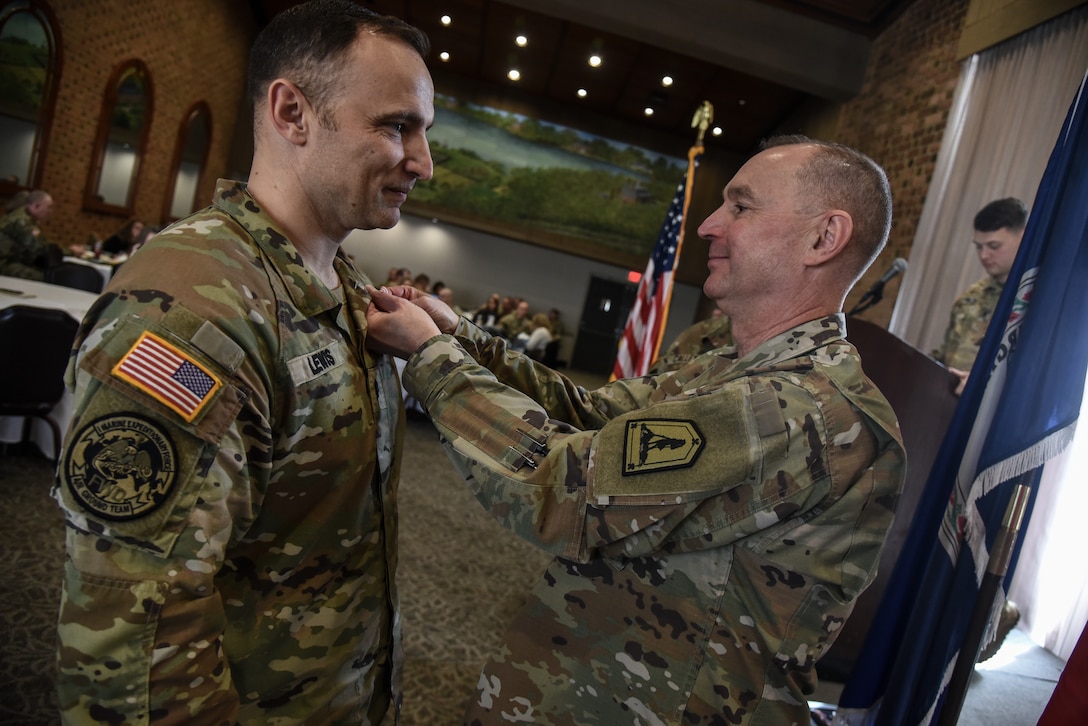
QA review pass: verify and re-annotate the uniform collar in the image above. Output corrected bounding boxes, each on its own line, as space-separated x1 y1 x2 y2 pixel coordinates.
735 314 847 368
211 178 350 317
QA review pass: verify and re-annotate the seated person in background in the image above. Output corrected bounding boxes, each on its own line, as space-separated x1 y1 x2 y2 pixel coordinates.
100 218 146 255
0 189 63 280
472 293 503 335
497 299 531 339
933 197 1027 395
128 224 159 255
521 312 555 360
436 285 464 316
546 307 564 338
365 135 906 723
647 307 734 375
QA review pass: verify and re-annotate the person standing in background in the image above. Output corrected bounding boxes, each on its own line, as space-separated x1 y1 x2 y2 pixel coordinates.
933 197 1027 395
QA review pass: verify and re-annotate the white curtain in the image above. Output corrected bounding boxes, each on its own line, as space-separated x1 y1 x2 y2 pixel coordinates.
889 5 1088 355
889 5 1088 661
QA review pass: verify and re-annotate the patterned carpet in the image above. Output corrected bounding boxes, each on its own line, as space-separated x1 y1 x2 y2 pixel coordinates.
0 416 552 725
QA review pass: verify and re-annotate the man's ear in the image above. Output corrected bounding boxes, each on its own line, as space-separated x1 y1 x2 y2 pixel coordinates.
265 79 310 145
806 210 854 265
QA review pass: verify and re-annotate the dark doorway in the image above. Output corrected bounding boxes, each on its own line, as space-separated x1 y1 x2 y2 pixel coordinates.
571 275 637 375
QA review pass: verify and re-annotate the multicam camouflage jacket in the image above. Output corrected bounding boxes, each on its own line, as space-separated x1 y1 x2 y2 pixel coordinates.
932 276 1004 371
0 205 55 279
53 179 405 725
402 315 905 725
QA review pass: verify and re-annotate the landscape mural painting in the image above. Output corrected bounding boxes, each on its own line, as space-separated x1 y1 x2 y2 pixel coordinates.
408 93 686 267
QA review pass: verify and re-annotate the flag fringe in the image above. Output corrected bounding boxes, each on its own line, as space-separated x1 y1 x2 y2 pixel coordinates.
966 421 1078 580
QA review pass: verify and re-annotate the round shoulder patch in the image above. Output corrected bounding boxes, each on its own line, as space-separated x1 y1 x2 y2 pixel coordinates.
63 414 179 521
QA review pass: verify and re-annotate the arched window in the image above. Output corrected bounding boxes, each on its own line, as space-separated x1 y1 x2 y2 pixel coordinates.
83 59 153 216
0 0 61 196
163 101 212 223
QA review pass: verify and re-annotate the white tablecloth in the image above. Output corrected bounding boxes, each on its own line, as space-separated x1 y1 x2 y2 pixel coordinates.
0 275 99 455
63 254 122 288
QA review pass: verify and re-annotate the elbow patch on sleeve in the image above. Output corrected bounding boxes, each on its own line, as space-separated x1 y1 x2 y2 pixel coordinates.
589 383 779 505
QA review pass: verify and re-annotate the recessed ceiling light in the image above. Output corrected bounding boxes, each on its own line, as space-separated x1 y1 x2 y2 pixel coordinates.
739 99 747 106
643 107 654 116
440 14 451 26
661 75 673 87
515 34 528 47
439 51 450 62
577 88 587 98
712 126 723 136
588 54 602 68
507 69 521 81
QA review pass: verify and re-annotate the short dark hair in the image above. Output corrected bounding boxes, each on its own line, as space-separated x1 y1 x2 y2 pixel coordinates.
974 197 1028 233
247 0 429 125
761 134 893 282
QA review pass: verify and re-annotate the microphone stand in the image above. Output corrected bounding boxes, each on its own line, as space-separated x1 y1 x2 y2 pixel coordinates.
848 284 885 315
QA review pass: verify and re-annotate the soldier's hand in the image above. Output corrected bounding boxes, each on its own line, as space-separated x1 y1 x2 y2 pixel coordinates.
365 285 446 358
948 367 970 397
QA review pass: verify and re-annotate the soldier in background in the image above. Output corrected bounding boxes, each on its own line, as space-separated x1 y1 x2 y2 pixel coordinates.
933 197 1028 395
647 306 733 374
0 189 63 279
52 1 433 722
366 135 906 723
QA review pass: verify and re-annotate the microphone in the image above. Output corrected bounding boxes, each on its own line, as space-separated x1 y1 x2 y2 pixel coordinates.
873 257 908 288
849 257 907 314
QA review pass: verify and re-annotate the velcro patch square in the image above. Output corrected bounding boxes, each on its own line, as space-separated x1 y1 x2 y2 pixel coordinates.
113 332 221 422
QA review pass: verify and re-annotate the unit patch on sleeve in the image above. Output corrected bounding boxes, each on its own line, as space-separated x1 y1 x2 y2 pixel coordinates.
63 414 178 521
112 331 221 422
622 418 705 475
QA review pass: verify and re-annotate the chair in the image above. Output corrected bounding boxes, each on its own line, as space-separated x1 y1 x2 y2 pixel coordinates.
0 305 80 460
46 261 104 293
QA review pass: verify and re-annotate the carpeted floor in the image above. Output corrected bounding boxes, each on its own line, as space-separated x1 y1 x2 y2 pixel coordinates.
0 416 552 726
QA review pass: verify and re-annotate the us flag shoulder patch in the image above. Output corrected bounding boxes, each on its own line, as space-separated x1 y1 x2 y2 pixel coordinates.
113 331 221 422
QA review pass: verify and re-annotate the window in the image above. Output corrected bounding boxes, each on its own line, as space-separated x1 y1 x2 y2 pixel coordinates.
163 101 211 222
0 0 61 195
83 59 152 216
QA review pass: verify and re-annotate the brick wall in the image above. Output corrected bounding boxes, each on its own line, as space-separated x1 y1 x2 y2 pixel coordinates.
835 0 971 327
35 0 255 248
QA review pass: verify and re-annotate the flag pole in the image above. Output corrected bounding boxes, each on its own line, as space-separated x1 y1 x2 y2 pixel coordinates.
652 100 711 364
609 102 712 381
936 477 1033 725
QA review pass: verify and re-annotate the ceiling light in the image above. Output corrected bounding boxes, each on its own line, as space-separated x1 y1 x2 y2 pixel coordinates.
577 88 587 98
588 54 602 68
739 99 747 106
661 75 673 87
643 107 654 116
439 51 450 62
515 34 528 47
440 14 451 26
712 126 723 136
507 69 521 81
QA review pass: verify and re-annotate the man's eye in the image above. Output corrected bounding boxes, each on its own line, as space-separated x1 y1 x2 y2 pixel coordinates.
732 204 747 214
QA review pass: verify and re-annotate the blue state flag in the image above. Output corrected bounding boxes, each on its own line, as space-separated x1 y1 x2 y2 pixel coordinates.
836 68 1088 725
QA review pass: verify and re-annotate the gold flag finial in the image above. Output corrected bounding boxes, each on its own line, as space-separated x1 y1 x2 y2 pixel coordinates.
691 100 714 145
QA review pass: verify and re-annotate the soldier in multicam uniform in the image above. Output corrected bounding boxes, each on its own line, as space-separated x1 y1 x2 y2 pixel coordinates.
933 197 1028 395
52 2 434 723
647 308 733 375
366 136 907 724
0 189 62 279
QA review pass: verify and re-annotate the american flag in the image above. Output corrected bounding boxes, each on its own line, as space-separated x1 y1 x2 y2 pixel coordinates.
612 145 702 380
114 332 220 421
